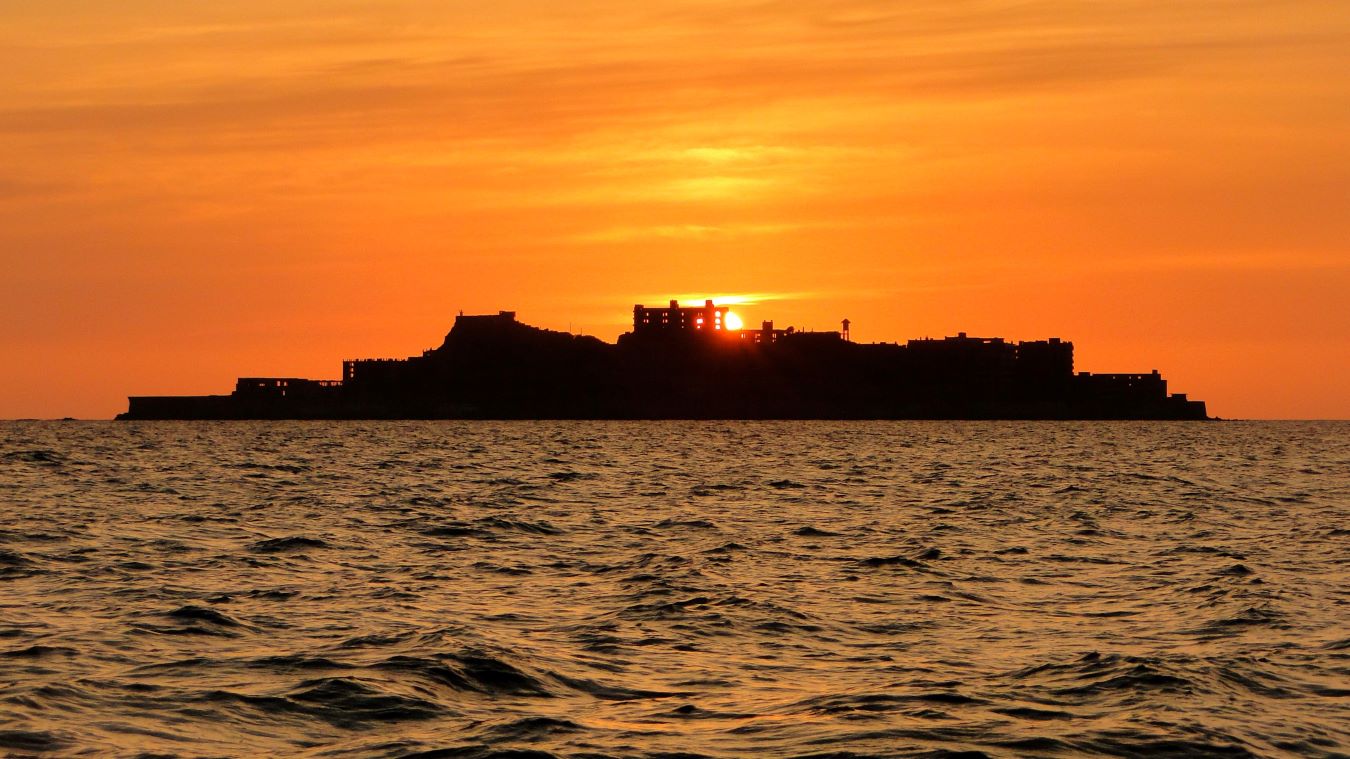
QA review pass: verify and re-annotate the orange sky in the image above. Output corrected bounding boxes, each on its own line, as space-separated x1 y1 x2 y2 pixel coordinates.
2 1 1347 419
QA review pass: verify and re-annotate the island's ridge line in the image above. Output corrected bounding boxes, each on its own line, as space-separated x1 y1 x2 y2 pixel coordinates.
117 298 1209 420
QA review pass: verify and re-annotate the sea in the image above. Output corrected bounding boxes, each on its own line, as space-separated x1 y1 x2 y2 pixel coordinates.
1 421 1346 758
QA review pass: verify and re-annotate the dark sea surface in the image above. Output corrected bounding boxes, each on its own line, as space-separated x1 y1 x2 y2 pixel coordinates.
1 421 1347 758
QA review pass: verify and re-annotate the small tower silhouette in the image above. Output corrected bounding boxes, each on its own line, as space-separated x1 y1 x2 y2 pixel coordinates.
841 318 851 342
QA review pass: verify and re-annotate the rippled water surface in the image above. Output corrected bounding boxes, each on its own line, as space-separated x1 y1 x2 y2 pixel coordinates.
2 421 1347 758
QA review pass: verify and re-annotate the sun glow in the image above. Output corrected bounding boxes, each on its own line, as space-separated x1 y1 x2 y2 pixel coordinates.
725 312 744 331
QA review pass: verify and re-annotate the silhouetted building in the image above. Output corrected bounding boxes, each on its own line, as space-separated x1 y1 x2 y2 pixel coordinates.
736 320 795 345
1014 338 1074 399
343 359 405 386
118 298 1210 420
235 377 340 399
633 299 728 334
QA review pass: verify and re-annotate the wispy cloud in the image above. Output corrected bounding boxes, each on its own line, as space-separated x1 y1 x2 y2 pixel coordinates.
632 292 816 307
568 223 803 244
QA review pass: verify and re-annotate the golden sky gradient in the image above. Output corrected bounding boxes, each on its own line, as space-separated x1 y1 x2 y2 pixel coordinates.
2 1 1347 418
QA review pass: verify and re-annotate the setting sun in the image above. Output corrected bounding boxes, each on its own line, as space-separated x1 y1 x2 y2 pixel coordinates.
725 312 745 331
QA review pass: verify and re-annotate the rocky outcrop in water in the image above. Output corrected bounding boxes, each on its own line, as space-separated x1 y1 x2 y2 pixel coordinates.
119 302 1208 420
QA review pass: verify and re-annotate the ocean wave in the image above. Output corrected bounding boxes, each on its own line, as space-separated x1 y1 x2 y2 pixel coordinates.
0 420 1345 757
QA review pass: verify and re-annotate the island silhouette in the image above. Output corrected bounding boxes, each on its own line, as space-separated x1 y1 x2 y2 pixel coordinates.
117 299 1208 420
